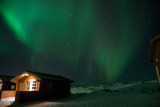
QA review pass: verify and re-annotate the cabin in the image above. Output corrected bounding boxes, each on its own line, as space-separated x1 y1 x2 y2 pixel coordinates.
0 75 16 99
149 34 160 88
11 70 74 103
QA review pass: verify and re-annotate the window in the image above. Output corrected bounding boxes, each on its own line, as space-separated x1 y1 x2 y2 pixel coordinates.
11 85 15 90
26 79 38 91
32 81 37 90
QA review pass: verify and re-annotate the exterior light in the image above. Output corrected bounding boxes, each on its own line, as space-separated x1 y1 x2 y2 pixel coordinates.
24 73 29 76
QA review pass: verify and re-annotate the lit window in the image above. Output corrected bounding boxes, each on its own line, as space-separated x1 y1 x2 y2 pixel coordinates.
27 79 38 91
32 81 37 90
11 85 15 90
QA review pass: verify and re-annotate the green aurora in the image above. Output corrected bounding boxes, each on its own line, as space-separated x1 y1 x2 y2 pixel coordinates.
0 0 153 82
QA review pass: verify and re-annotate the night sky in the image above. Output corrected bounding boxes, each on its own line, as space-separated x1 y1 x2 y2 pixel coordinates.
0 0 160 84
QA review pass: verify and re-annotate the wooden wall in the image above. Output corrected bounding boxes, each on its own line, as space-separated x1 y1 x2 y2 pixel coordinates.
0 91 1 99
15 79 71 103
16 75 39 91
153 40 160 88
153 40 160 61
39 80 70 99
0 83 2 91
15 91 40 103
2 81 16 91
0 90 16 99
18 75 35 83
0 82 16 100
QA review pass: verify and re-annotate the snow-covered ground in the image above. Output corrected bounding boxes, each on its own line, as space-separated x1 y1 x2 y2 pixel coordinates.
1 80 160 107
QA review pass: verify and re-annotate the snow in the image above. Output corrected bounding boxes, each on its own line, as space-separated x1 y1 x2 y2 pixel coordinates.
0 97 15 107
1 80 160 107
71 80 157 94
1 97 15 101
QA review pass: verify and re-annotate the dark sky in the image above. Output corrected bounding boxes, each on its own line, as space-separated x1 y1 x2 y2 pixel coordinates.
0 0 160 84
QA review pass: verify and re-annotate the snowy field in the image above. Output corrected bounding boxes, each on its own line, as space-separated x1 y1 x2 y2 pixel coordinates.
1 80 160 107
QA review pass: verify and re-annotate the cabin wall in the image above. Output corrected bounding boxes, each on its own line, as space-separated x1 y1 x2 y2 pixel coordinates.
16 75 39 91
0 83 2 91
0 91 1 100
15 80 71 103
154 56 160 87
1 81 16 91
153 40 160 88
1 90 16 99
14 77 72 103
153 40 160 60
14 75 40 103
39 80 71 99
15 82 19 91
19 75 35 83
54 81 71 97
0 81 16 99
15 91 40 103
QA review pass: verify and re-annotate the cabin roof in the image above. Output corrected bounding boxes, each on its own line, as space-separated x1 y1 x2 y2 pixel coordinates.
149 34 160 62
0 75 15 81
12 70 74 83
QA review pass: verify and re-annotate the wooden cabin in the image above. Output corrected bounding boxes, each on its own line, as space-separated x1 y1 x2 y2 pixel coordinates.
149 34 160 88
11 70 74 103
0 75 16 99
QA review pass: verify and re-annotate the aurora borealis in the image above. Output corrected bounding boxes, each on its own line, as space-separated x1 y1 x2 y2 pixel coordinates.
0 0 160 83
